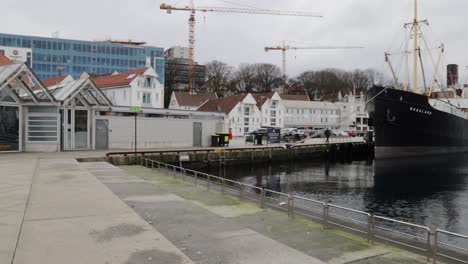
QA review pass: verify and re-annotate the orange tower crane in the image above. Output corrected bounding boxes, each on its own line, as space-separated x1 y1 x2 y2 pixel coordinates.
265 42 364 93
160 1 322 93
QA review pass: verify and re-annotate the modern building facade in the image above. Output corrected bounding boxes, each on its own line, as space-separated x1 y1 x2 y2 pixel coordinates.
0 33 164 83
164 46 205 90
164 46 189 60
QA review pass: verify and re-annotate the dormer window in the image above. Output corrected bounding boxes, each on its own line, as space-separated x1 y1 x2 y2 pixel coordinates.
271 100 277 108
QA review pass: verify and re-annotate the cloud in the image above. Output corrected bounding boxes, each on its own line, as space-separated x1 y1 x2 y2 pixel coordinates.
2 0 468 79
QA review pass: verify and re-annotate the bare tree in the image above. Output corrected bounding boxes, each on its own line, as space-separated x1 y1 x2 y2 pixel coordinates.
232 63 256 93
205 60 233 97
253 63 282 92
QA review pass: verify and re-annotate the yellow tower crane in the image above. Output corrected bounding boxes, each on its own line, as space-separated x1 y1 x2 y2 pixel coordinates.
160 1 322 93
265 42 364 94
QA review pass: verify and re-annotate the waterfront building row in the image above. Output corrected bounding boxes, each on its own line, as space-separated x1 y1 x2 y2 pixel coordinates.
0 55 223 152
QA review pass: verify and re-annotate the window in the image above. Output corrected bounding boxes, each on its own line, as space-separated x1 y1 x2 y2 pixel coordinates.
244 127 249 133
142 93 151 104
271 101 277 108
144 77 151 88
244 107 250 116
27 107 58 143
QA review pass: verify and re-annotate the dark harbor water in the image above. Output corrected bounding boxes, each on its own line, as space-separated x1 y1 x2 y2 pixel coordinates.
198 154 468 240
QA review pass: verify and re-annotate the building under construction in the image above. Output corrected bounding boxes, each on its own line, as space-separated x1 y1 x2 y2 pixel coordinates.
165 46 206 90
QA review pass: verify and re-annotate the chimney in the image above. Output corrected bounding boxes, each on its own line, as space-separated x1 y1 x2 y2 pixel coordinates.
447 64 459 88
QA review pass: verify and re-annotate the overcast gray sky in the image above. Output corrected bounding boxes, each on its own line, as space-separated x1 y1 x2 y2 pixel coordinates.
2 0 468 80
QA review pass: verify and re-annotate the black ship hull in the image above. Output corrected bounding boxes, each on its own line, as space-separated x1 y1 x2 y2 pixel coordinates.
366 86 468 159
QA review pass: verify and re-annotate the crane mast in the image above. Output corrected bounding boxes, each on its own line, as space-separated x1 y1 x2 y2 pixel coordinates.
160 2 321 94
265 43 363 94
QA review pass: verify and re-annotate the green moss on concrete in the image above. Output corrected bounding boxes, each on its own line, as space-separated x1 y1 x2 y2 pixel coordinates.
120 165 433 264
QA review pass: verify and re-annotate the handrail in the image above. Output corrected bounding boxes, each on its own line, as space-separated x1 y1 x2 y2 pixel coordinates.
137 156 468 263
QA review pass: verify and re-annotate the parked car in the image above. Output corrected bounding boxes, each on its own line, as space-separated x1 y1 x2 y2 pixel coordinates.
347 130 356 137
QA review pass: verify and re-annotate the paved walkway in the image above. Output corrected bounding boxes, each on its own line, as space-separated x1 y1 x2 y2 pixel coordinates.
83 162 326 264
0 155 192 264
0 152 430 264
85 162 431 264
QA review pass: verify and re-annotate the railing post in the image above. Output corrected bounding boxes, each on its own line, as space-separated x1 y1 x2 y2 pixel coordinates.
260 188 265 208
323 203 329 228
151 160 154 169
194 172 198 186
432 229 438 264
173 166 176 178
221 178 225 194
288 195 294 219
239 183 243 198
368 214 374 243
207 174 210 190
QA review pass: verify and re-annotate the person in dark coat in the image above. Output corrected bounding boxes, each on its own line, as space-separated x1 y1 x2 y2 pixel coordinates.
324 129 331 144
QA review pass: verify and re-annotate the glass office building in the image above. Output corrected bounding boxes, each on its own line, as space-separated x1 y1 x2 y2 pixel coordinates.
0 33 164 83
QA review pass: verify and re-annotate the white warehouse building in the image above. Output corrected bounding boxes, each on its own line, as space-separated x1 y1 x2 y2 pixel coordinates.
283 100 341 129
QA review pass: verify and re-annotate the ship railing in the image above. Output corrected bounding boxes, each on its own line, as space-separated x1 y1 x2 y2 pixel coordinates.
430 98 468 119
137 156 468 264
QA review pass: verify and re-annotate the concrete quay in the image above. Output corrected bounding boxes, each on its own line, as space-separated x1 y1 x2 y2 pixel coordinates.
87 162 433 264
0 154 192 264
0 152 432 264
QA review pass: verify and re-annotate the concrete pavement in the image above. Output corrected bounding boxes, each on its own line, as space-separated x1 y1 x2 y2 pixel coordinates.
84 162 326 264
85 162 431 264
0 155 192 264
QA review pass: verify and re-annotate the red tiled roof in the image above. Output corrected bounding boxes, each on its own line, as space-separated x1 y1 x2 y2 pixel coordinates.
281 94 309 101
94 68 148 88
252 92 274 108
0 54 14 66
42 76 67 88
173 91 217 107
197 94 248 114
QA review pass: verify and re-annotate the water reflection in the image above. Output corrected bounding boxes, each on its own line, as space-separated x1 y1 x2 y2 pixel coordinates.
198 154 468 237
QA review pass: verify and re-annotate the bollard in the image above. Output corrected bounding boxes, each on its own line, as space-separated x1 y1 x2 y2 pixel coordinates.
207 174 211 190
194 172 198 186
260 188 265 208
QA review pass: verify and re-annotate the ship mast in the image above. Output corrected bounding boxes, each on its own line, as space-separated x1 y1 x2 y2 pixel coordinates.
412 0 419 93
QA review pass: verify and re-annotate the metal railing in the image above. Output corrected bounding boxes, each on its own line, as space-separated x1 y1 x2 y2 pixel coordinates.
137 156 468 263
